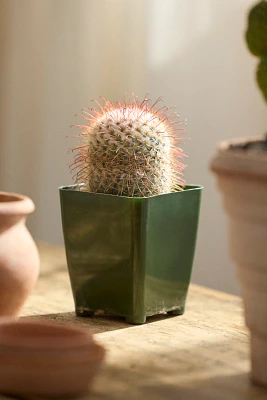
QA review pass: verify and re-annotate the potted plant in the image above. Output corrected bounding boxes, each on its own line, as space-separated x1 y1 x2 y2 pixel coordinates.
60 96 203 324
210 1 267 387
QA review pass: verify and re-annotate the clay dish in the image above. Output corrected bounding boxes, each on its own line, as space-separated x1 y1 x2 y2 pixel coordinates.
0 318 105 397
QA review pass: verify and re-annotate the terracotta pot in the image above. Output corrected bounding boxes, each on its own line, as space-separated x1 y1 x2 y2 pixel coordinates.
0 318 105 397
0 191 39 316
210 136 267 387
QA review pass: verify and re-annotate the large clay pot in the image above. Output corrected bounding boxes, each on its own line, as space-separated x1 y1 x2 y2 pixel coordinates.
0 191 39 316
210 136 267 387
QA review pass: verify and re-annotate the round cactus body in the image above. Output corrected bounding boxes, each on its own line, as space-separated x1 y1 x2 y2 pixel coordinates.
70 97 186 197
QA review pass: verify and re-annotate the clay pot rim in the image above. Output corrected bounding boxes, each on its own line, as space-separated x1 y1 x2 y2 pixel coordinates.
0 192 34 216
0 318 94 350
210 136 267 181
215 136 267 160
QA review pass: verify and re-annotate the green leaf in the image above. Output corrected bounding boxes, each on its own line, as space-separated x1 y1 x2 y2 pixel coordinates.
246 1 267 57
257 55 267 102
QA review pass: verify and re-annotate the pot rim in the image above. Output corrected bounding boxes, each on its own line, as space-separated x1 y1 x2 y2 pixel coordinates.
216 136 267 156
0 191 35 216
0 318 94 350
210 136 267 181
59 183 203 199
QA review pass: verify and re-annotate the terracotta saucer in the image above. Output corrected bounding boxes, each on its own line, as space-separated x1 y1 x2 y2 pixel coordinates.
0 318 105 397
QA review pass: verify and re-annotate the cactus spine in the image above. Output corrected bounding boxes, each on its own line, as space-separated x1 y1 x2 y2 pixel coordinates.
70 96 186 197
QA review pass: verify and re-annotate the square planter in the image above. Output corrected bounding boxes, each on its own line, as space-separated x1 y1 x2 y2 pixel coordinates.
59 184 203 324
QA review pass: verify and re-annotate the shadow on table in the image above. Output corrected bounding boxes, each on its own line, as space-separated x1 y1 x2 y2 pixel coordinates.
87 335 261 399
97 373 266 400
2 372 265 400
90 368 266 400
23 312 175 334
1 336 261 400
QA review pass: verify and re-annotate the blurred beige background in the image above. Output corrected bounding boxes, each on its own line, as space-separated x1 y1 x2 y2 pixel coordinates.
0 0 266 294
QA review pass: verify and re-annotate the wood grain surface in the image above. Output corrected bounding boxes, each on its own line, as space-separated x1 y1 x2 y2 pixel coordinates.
1 243 267 400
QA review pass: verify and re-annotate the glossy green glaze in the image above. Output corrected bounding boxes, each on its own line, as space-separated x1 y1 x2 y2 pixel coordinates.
59 185 203 324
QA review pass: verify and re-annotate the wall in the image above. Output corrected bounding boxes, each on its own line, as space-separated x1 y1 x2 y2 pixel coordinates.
0 0 266 294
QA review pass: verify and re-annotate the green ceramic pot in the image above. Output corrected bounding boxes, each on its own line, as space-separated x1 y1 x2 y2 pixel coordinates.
59 184 203 324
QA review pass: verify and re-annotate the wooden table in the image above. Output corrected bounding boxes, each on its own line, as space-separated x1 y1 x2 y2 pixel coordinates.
2 243 267 399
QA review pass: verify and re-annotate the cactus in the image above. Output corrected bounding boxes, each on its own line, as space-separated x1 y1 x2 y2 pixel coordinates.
246 0 267 102
69 96 186 197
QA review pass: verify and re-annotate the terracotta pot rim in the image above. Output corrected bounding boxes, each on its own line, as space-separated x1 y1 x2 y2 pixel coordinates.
215 136 267 156
0 192 35 216
0 318 94 350
210 136 267 181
